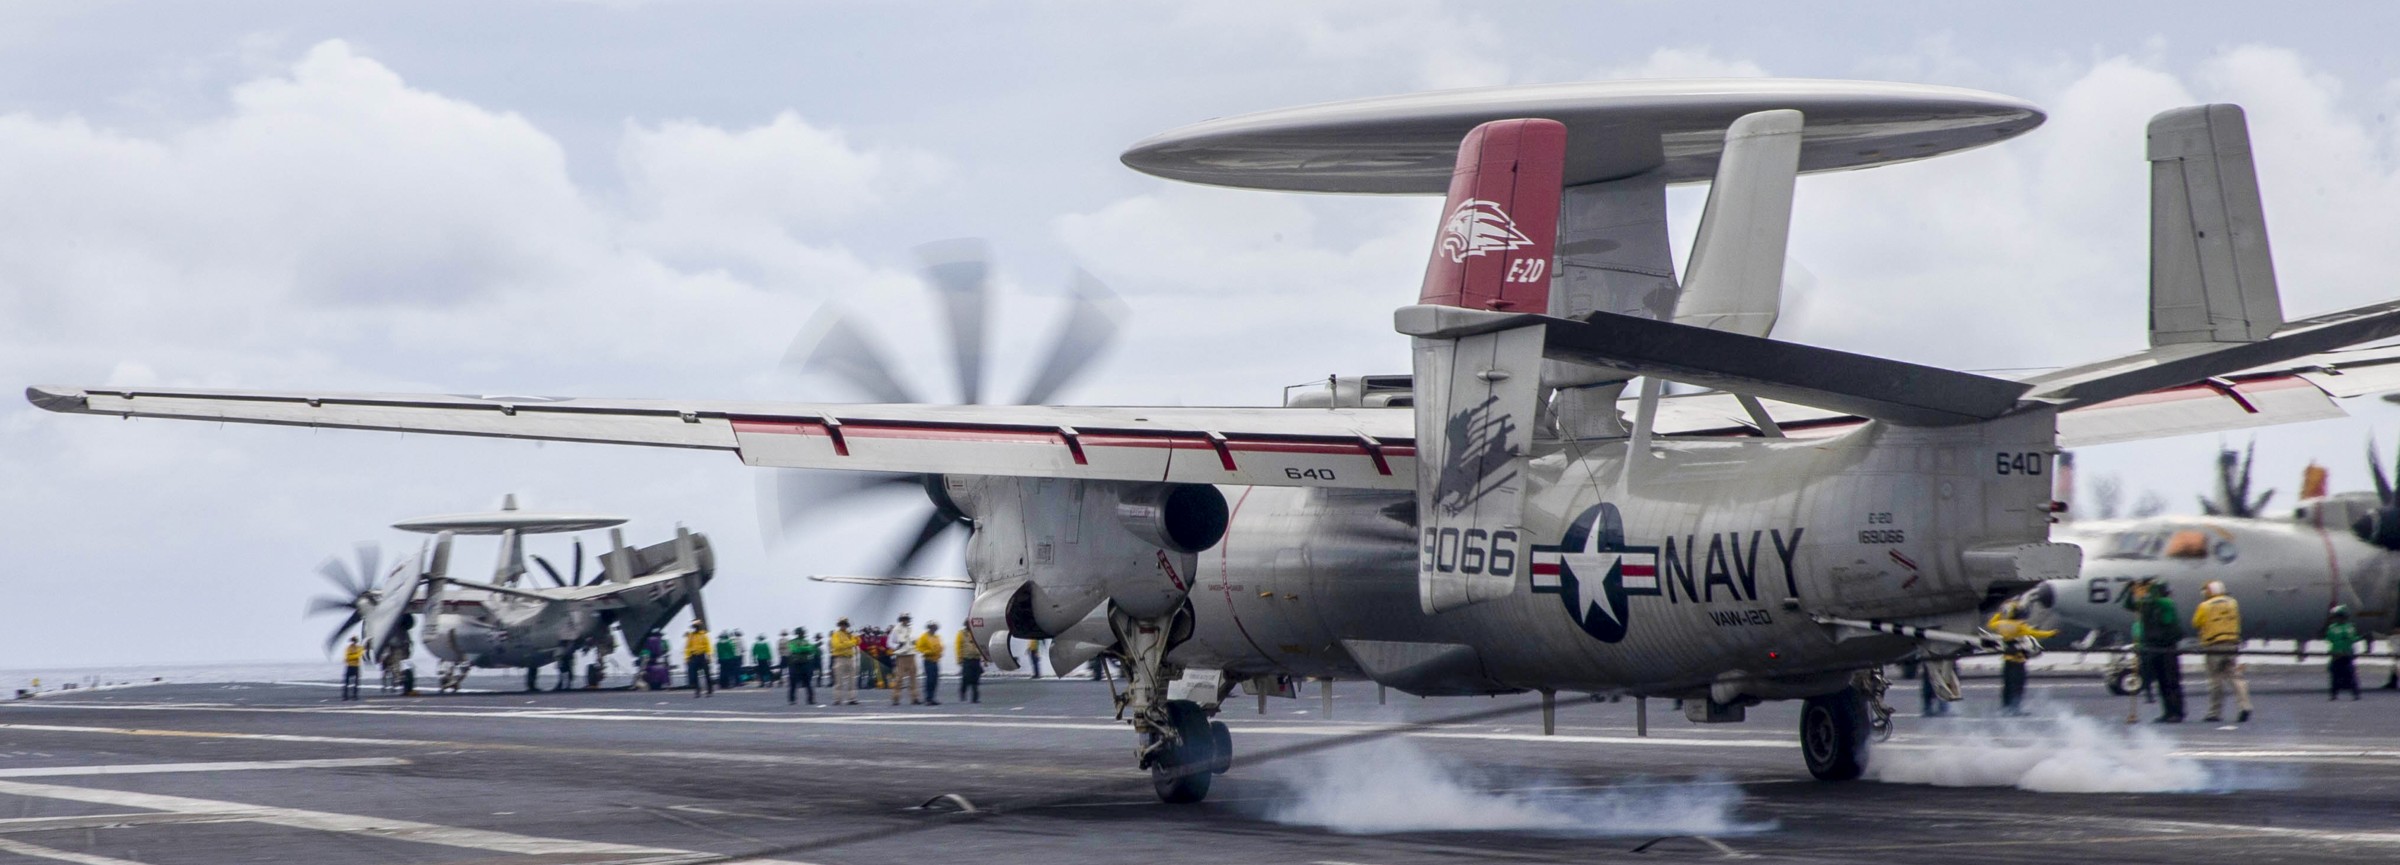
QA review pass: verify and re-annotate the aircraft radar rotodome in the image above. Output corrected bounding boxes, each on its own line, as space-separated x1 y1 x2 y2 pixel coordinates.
390 493 628 536
1121 78 2044 193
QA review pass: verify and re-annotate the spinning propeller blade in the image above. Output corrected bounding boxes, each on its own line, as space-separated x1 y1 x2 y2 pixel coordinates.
306 596 357 617
323 610 361 654
317 557 363 597
918 239 992 406
1017 270 1126 406
532 555 568 588
353 543 381 590
2375 437 2398 505
783 310 921 404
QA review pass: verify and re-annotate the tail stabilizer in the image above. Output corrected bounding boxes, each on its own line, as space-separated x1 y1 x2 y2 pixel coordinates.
1402 305 2027 426
1676 109 1804 338
416 533 453 644
2150 104 2282 346
492 529 524 585
1418 118 1566 312
1409 118 1564 613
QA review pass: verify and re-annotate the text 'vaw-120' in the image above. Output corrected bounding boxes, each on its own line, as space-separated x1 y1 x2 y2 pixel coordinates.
35 78 2400 803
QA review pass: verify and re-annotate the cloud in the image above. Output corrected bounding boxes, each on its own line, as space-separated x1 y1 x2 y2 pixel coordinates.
0 39 945 666
1174 1 1510 92
1602 47 1770 80
619 112 946 281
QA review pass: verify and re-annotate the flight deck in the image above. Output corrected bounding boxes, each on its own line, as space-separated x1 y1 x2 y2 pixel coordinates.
1 666 2394 864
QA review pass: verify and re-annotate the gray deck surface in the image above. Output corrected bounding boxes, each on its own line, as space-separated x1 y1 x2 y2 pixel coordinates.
1 664 2395 863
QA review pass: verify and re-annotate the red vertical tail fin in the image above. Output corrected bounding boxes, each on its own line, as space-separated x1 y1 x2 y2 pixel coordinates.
1418 118 1566 312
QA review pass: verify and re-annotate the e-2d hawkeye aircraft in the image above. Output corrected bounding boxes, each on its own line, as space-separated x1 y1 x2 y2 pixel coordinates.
2031 444 2400 692
35 79 2400 802
309 496 716 691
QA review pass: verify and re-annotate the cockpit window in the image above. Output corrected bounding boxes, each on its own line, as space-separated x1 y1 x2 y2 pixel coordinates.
2098 531 2166 559
2163 529 2211 559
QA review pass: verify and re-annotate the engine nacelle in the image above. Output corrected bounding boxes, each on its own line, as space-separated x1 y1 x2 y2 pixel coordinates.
1113 483 1230 555
949 477 1225 637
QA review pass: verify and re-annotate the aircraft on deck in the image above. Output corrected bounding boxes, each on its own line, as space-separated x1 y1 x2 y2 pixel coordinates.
309 496 715 692
2031 445 2400 692
37 78 2400 802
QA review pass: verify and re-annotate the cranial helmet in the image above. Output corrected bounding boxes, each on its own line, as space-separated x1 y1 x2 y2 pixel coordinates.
2204 580 2228 597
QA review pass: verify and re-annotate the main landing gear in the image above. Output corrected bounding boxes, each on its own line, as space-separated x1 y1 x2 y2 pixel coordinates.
1800 686 1873 781
1108 603 1230 804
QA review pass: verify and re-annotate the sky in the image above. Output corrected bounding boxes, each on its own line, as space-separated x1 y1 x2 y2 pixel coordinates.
8 1 2400 668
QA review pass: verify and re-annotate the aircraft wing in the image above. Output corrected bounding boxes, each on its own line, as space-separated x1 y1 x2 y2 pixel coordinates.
570 569 699 607
31 342 2400 486
24 386 1416 491
809 575 976 590
1644 344 2400 447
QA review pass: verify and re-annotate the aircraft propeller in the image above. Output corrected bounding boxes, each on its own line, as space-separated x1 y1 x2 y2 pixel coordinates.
303 542 416 654
530 538 596 588
2355 436 2400 550
761 239 1125 579
2199 440 2276 519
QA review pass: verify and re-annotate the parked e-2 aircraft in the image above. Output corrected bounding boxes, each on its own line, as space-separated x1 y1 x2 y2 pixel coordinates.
35 79 2400 802
2033 445 2400 691
310 496 716 691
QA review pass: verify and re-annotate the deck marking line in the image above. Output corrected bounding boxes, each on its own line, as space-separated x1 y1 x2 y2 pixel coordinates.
0 777 822 864
0 757 406 778
0 836 152 865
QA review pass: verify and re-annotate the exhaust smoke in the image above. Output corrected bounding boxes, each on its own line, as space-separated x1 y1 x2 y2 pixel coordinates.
1868 708 2287 793
1261 740 1771 836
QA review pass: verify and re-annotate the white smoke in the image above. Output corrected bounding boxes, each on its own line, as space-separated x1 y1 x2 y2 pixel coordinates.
1262 739 1771 836
1869 710 2256 793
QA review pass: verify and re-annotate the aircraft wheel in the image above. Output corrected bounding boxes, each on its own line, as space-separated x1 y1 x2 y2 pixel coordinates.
1208 720 1233 775
1801 688 1870 781
2105 667 2139 697
525 667 540 693
1149 700 1215 804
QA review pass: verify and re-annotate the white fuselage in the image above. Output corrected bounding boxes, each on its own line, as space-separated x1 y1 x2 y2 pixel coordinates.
2043 512 2400 643
969 413 2060 701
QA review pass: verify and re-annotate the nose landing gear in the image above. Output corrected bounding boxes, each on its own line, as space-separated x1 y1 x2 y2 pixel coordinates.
1145 699 1222 803
1110 602 1229 804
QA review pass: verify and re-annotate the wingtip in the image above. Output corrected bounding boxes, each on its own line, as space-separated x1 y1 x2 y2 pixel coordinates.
24 386 89 413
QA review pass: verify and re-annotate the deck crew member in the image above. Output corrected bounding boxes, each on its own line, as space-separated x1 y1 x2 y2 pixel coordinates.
887 614 921 705
1986 600 2055 715
341 636 364 701
956 624 984 704
715 629 742 689
684 621 715 698
829 619 860 705
751 633 775 688
2122 579 2185 723
2326 606 2364 700
917 622 945 706
2194 580 2253 723
786 627 820 706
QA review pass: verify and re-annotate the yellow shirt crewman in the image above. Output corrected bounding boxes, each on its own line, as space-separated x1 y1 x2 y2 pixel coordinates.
683 624 714 698
2193 581 2253 722
828 620 860 705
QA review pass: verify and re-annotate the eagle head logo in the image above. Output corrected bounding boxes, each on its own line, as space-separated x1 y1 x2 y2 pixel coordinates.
1438 199 1534 263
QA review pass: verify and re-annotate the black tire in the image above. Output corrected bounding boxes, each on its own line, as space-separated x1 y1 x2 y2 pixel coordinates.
1800 688 1870 781
1208 720 1233 775
2105 667 2139 697
1150 700 1215 803
525 667 540 693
